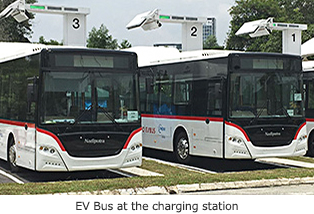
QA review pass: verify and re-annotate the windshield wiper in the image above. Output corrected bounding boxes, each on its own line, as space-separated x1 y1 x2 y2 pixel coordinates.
275 105 292 120
97 106 125 132
61 105 92 134
249 100 268 126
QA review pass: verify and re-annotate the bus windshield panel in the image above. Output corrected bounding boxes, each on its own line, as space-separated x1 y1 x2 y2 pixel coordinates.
229 55 303 120
40 50 139 125
41 71 139 125
229 72 303 119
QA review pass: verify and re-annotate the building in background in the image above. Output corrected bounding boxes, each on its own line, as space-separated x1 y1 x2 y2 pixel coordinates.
203 17 216 42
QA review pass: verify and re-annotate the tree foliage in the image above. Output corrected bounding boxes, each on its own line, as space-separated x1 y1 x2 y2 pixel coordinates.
87 24 119 49
87 24 132 50
0 0 37 42
226 0 314 52
38 36 62 45
203 35 223 49
119 39 132 49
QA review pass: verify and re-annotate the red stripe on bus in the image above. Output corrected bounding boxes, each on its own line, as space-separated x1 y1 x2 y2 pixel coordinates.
141 114 224 122
225 121 251 142
0 119 36 128
123 128 142 149
293 122 306 140
36 128 66 151
306 118 314 122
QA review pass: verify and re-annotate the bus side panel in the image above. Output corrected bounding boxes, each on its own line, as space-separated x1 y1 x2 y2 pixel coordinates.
0 123 12 161
142 116 173 152
306 120 314 140
0 121 36 170
142 115 224 158
305 119 314 154
16 124 36 170
189 119 224 158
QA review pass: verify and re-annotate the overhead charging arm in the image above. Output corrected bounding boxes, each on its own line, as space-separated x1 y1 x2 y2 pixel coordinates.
0 0 90 46
127 9 209 51
0 0 28 22
236 17 307 55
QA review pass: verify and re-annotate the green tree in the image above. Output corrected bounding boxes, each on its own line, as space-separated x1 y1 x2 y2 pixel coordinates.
87 24 118 49
226 0 314 53
119 39 132 49
38 36 62 45
203 35 223 49
0 0 37 42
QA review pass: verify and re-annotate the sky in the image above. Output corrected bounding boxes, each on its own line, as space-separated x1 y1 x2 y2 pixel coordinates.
29 0 236 46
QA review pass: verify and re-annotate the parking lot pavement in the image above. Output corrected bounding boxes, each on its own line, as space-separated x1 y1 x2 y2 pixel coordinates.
257 158 314 168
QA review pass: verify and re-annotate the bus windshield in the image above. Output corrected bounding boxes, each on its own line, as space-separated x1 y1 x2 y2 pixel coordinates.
229 72 303 119
40 71 139 124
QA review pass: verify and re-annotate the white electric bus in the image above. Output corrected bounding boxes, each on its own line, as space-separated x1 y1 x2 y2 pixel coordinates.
302 60 314 156
131 46 307 163
0 42 142 172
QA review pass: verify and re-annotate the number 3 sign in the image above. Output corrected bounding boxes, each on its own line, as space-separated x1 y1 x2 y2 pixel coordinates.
72 18 80 30
64 14 87 46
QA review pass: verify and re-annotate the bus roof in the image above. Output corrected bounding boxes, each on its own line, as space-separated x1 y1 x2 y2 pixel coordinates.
303 60 314 72
302 37 314 58
0 42 48 63
0 42 96 64
0 42 139 64
127 46 240 67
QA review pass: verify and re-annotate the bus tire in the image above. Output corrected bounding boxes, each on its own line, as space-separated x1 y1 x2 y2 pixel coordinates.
7 137 19 172
307 134 314 157
174 132 191 164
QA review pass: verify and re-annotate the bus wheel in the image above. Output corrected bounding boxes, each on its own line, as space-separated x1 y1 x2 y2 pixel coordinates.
307 135 314 157
174 132 191 164
7 137 19 172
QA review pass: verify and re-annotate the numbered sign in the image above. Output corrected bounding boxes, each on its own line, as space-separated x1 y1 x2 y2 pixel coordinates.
282 29 302 55
182 23 203 51
63 14 87 46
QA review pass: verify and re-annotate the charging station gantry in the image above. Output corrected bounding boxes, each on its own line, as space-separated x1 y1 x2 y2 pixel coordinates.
0 0 90 46
236 17 307 55
127 9 211 51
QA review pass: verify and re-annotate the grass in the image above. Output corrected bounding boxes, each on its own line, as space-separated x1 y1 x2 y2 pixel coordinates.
1 158 314 195
284 156 314 164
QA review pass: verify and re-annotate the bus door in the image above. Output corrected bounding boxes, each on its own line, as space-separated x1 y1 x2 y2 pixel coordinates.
192 79 224 158
18 122 36 170
17 78 38 170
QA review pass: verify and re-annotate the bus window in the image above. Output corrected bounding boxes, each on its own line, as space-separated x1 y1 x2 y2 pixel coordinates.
207 81 223 116
174 74 191 105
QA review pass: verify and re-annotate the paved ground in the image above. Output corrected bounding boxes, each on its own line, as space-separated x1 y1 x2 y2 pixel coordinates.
184 183 314 195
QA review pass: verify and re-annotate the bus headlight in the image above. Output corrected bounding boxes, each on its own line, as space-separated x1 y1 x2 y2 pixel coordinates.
39 145 57 155
298 135 307 143
228 136 244 144
130 143 142 151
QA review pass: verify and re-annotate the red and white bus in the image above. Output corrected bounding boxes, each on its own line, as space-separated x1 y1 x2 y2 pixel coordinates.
302 60 314 156
131 46 307 163
0 42 142 172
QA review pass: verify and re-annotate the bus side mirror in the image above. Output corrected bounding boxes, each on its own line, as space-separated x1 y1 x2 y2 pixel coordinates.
232 55 241 70
27 77 38 103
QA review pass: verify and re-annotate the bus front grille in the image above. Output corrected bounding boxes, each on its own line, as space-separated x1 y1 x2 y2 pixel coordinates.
245 126 296 147
58 132 129 158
